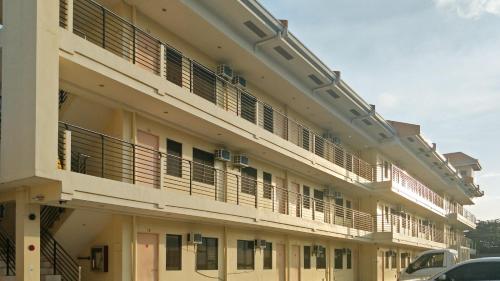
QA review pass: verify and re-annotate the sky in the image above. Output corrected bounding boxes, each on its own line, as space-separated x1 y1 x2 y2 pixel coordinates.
259 0 500 220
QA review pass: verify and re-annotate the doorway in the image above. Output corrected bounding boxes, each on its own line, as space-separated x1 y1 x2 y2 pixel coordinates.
277 243 286 281
290 245 300 281
137 233 158 281
136 130 160 188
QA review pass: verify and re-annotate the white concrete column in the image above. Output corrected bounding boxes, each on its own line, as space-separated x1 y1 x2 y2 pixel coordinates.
15 189 41 281
1 0 59 182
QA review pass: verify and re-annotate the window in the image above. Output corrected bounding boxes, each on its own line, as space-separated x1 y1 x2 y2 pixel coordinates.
335 198 344 217
166 139 182 177
263 172 272 199
241 167 257 195
383 161 389 178
302 128 310 151
314 136 324 157
193 63 216 103
193 148 215 185
440 261 500 281
346 249 352 269
303 186 311 209
196 237 218 270
385 251 390 269
391 251 397 269
405 252 444 274
316 246 326 269
241 91 257 124
166 234 182 270
304 246 311 269
263 242 272 269
345 200 353 222
334 249 343 269
237 240 254 270
166 48 183 87
314 190 324 213
401 253 408 269
263 104 274 132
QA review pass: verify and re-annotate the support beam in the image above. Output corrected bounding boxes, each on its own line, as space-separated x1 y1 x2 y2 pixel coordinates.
15 189 40 281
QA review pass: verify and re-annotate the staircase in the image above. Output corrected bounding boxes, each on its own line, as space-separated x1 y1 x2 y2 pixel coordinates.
0 206 81 281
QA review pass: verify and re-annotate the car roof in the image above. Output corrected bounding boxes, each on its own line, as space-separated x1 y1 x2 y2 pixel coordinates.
428 258 500 280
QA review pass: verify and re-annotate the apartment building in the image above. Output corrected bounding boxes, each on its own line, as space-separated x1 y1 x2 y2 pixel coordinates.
0 0 484 281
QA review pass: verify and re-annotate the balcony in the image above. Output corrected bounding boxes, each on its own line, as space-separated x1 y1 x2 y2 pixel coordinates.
373 164 445 216
447 204 477 229
57 122 374 235
57 0 375 184
375 213 446 249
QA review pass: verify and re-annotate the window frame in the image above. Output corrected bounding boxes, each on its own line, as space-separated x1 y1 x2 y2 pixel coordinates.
166 139 182 178
166 234 182 271
334 249 343 270
263 172 273 199
303 186 311 209
316 246 326 269
196 237 218 270
241 167 257 196
263 242 272 270
304 246 311 269
314 189 324 213
237 240 255 270
192 148 215 185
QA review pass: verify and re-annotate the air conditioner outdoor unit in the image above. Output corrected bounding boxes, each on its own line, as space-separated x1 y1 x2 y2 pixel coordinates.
217 64 233 81
232 75 247 88
255 239 267 249
188 233 203 245
215 149 231 162
233 155 249 167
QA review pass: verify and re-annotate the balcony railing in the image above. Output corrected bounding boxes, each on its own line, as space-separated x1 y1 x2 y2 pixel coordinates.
376 213 445 244
57 122 374 233
448 203 476 225
59 0 375 182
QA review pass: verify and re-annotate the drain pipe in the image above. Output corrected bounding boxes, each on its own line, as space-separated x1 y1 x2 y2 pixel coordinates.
351 104 376 123
253 20 288 51
312 71 341 93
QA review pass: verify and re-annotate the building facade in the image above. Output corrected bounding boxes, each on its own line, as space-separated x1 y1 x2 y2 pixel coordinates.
0 0 483 281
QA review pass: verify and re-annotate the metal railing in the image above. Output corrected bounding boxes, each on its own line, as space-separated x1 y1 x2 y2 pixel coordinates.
58 122 374 233
450 203 476 225
61 0 375 182
0 226 15 276
375 164 445 210
376 213 445 244
59 0 68 28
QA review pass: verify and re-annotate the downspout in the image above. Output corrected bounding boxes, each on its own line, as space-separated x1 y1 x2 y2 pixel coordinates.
312 71 341 93
253 23 288 51
351 104 376 123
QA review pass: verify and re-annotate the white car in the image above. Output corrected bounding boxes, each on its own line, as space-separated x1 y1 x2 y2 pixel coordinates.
427 257 500 281
400 249 459 281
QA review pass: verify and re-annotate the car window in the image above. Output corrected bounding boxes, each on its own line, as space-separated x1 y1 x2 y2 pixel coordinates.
441 261 500 281
407 253 444 274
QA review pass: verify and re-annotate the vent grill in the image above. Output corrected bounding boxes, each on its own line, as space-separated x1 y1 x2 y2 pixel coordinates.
273 46 294 60
326 89 340 99
350 109 361 116
308 74 323 85
244 21 267 38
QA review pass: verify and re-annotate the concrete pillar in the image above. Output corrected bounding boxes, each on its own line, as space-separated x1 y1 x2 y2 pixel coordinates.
15 189 41 281
1 0 59 182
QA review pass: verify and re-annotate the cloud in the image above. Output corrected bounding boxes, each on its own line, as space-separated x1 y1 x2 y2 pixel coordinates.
434 0 500 19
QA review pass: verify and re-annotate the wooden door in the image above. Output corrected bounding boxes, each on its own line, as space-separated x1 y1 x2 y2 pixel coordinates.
290 245 300 281
136 130 160 188
277 243 286 281
276 177 287 214
290 183 301 217
137 233 158 281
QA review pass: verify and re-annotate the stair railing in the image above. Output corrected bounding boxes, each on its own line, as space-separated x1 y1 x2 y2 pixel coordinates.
0 226 15 276
41 228 81 281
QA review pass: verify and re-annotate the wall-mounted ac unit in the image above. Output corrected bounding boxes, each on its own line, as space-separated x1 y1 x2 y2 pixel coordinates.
255 239 267 249
217 64 233 81
215 149 231 162
188 233 203 245
232 75 247 88
233 155 249 167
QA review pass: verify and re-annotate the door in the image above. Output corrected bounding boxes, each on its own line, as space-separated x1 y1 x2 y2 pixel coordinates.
137 233 158 281
136 130 160 188
275 177 287 214
276 243 286 281
290 245 300 281
290 182 301 217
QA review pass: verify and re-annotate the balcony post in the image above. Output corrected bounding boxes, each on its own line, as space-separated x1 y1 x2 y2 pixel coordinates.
160 44 167 79
64 130 72 171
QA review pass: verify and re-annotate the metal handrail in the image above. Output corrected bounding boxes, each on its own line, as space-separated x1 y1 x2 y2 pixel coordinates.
62 0 375 182
0 226 15 276
58 121 375 233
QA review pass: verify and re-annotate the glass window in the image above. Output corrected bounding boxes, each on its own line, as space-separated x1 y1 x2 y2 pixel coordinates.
406 252 444 274
241 91 257 124
304 246 311 269
335 198 344 217
166 234 182 270
166 48 183 87
303 186 311 209
193 63 216 103
314 136 324 158
166 139 182 177
316 246 326 269
263 104 274 133
263 172 272 199
442 261 500 281
196 237 218 270
391 251 397 269
302 128 310 151
314 190 324 213
241 167 257 195
263 242 272 269
335 249 343 269
385 251 390 269
237 240 254 270
192 148 215 185
346 249 352 269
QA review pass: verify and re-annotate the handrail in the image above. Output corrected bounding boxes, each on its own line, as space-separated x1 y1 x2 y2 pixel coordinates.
58 121 375 233
375 213 445 244
62 0 375 182
41 228 81 281
0 226 15 276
